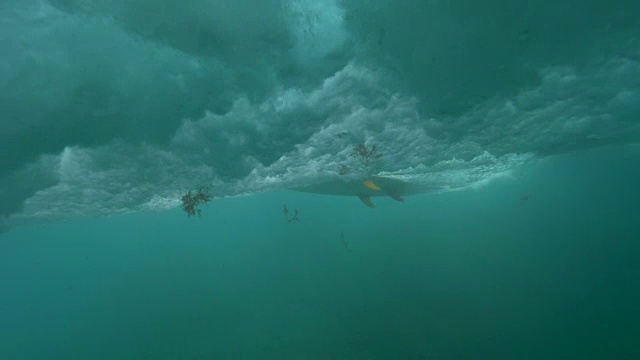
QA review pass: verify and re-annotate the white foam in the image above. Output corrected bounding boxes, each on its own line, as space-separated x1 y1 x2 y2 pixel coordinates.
1 13 639 231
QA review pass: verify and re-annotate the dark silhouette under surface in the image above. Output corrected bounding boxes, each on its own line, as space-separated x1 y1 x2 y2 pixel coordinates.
283 203 300 223
181 187 212 217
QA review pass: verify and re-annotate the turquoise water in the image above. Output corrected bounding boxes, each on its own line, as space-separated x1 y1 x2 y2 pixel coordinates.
2 0 640 358
2 147 639 358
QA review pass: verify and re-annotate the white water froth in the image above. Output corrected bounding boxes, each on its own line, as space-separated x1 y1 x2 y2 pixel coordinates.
1 55 639 231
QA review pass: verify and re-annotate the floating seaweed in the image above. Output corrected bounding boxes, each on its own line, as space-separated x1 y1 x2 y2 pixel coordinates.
353 143 383 172
339 143 383 177
181 186 212 217
283 203 300 223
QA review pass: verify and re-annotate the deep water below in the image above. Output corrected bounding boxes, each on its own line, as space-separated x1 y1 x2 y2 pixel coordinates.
1 145 639 359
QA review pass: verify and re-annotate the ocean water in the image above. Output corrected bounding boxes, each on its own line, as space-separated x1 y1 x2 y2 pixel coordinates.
1 0 639 359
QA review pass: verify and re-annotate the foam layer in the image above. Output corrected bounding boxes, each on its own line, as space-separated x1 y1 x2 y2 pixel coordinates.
1 0 639 230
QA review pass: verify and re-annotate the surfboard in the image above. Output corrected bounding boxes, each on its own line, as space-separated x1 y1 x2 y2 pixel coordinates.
289 175 408 207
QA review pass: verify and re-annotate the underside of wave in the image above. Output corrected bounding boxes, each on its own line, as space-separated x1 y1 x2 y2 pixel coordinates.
0 151 535 233
288 152 534 204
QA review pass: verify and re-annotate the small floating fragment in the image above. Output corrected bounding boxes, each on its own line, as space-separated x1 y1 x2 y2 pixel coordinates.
289 208 300 222
340 231 352 252
283 204 300 222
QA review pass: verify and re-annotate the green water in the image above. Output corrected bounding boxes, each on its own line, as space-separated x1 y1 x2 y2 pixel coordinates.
2 0 639 357
2 147 638 359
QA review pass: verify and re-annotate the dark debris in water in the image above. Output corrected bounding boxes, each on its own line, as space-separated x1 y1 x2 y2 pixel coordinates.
181 186 212 217
283 203 300 223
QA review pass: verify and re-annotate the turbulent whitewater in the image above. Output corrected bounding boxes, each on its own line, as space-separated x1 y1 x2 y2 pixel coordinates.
1 0 639 231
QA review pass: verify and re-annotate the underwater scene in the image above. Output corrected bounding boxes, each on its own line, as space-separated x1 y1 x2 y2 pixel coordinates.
1 0 639 358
